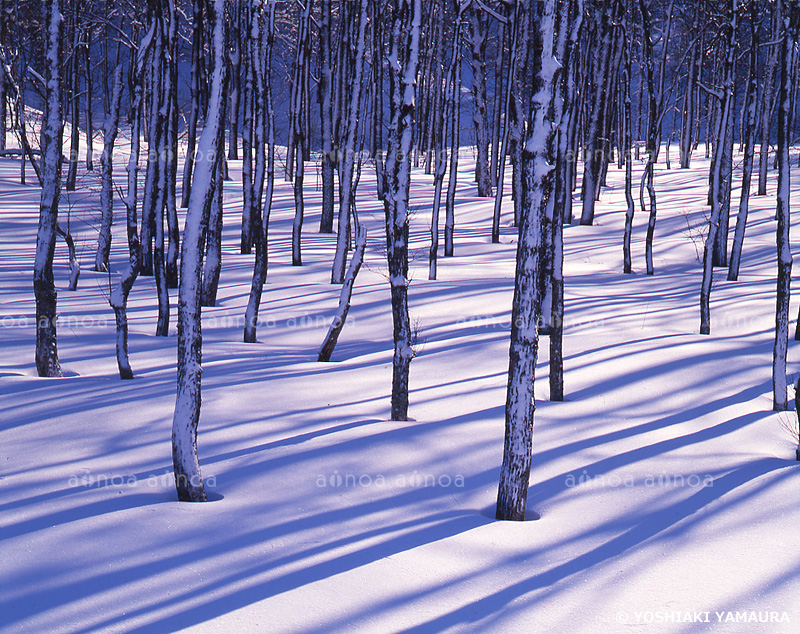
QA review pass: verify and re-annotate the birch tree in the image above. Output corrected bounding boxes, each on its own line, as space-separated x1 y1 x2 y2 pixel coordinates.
94 65 123 273
774 0 798 410
468 2 492 197
109 11 155 379
497 0 559 522
172 0 227 503
34 0 64 378
244 0 275 344
699 0 738 335
384 0 421 421
331 0 369 284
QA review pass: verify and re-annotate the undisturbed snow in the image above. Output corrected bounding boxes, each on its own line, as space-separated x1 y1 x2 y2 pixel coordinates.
0 138 799 634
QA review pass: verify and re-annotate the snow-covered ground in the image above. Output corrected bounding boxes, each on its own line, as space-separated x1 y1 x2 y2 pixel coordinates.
1 140 799 633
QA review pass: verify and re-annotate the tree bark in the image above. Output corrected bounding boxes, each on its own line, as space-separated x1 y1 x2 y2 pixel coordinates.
34 0 64 378
384 0 421 421
497 0 559 523
172 0 227 503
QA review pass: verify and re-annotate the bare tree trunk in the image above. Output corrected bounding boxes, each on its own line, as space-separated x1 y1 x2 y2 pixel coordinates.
384 0 421 421
65 8 80 192
468 5 492 197
622 14 635 274
497 0 560 523
331 0 369 284
679 5 700 168
700 0 737 335
428 1 446 281
774 0 798 409
172 0 226 503
94 66 123 273
549 0 584 402
318 0 335 233
757 4 780 196
579 1 617 226
319 226 367 361
490 12 507 190
34 0 64 378
165 0 179 289
244 0 275 344
492 2 522 244
227 0 241 161
83 25 94 171
291 0 313 267
181 0 203 208
110 18 155 379
444 5 465 257
728 5 758 282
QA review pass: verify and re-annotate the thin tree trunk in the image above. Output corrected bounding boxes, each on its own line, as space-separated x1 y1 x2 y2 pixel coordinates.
94 66 123 273
728 6 758 282
34 0 64 378
319 226 367 361
319 0 335 233
110 18 155 379
172 0 226 503
331 0 369 284
774 0 798 408
244 0 275 344
700 0 737 335
384 0 421 421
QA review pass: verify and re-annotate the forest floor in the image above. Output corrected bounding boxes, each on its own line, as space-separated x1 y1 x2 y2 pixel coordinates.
0 140 799 633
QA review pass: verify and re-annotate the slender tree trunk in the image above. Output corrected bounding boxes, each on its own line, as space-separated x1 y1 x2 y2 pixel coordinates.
384 0 421 421
728 7 758 282
110 17 155 379
319 0 335 233
445 8 464 258
758 5 781 196
244 0 275 344
468 5 492 197
181 0 203 208
172 0 227 503
700 0 738 335
291 0 313 266
94 66 123 273
165 0 179 289
65 9 80 192
774 0 798 408
332 0 369 284
34 0 64 378
319 226 367 361
492 2 522 244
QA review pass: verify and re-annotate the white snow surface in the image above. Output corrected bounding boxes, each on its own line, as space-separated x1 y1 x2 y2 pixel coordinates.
1 139 799 634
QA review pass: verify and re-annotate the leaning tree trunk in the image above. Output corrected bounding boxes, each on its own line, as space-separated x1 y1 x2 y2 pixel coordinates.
110 13 156 379
172 0 226 503
497 0 560 523
700 0 737 335
331 0 370 284
243 0 275 344
384 0 421 421
774 0 798 409
34 0 64 378
728 5 759 283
